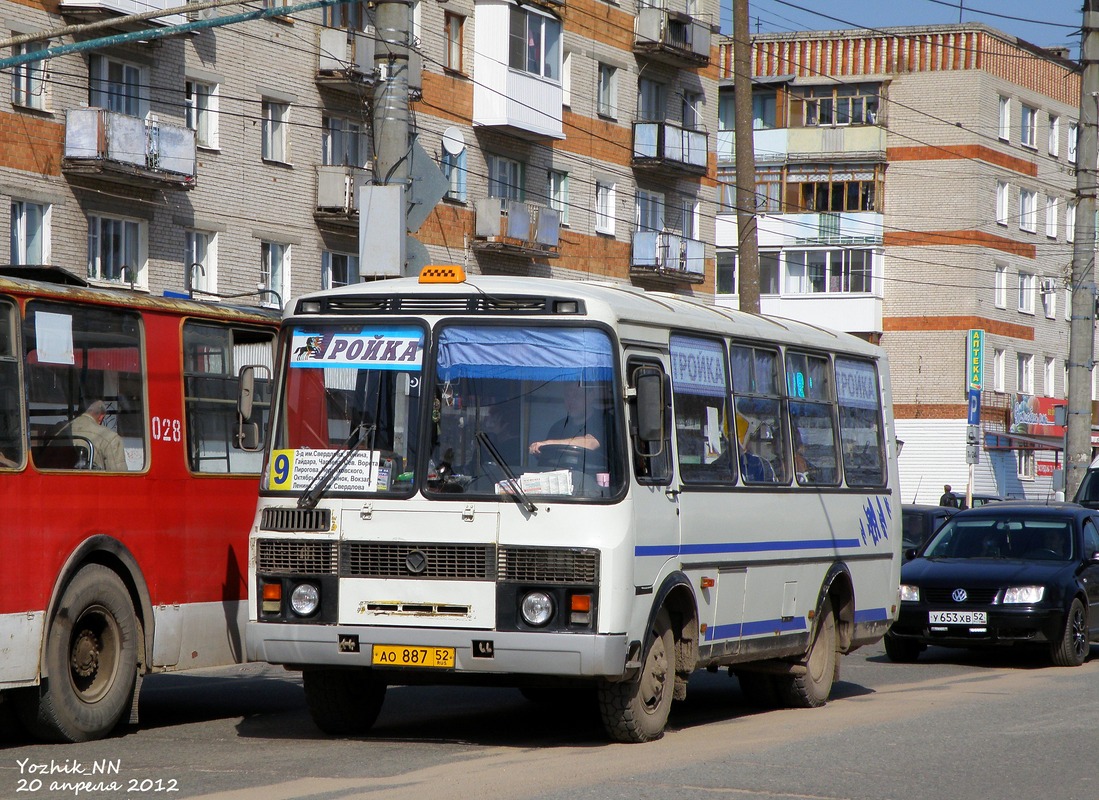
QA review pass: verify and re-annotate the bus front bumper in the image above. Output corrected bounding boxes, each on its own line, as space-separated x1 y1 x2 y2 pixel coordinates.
246 622 630 678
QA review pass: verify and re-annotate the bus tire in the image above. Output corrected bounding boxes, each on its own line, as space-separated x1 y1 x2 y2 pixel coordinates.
598 607 675 743
17 564 138 743
778 597 837 709
302 668 386 736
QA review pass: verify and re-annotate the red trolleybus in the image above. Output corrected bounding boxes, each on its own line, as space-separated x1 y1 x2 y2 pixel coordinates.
0 267 277 742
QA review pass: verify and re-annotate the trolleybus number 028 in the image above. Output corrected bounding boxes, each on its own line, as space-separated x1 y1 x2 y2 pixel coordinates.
371 645 454 668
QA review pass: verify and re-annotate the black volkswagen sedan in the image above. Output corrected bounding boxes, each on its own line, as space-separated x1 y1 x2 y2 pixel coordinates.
885 503 1099 666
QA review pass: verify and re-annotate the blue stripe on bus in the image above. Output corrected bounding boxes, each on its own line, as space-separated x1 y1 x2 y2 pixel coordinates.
704 608 890 642
635 538 862 558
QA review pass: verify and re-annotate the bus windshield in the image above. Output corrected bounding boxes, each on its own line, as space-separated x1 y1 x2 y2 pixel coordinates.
425 324 623 501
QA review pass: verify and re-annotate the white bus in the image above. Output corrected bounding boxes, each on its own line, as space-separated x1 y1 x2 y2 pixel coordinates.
247 266 901 742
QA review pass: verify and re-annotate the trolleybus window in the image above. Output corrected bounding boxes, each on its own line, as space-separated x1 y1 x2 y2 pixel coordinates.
670 334 735 484
0 300 21 468
25 300 145 471
835 356 887 486
730 344 789 484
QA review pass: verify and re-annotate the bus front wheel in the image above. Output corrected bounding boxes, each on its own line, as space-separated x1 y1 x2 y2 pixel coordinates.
303 668 387 736
18 564 138 743
777 597 837 709
598 607 675 743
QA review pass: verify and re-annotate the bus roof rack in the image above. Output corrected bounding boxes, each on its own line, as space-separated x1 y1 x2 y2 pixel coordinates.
0 264 89 287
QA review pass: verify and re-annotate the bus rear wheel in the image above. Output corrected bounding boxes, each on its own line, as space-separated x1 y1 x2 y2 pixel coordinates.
598 607 675 743
303 668 387 736
777 597 837 709
18 565 138 743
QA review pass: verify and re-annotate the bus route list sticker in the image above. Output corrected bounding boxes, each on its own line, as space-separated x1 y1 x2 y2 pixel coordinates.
269 449 390 493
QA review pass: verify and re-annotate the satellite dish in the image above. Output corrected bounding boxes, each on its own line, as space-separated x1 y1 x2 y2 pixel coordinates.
442 126 466 155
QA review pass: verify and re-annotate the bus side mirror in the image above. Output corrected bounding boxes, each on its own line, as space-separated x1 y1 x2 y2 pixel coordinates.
635 369 666 443
237 365 270 452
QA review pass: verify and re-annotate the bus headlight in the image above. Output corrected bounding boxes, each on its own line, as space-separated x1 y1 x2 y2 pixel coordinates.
289 583 320 616
520 591 554 626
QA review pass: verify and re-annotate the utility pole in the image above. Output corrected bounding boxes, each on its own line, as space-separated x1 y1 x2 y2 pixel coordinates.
733 0 760 314
1066 0 1099 500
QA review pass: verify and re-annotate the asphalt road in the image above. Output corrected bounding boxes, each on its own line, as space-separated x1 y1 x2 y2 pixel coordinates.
2 642 1095 800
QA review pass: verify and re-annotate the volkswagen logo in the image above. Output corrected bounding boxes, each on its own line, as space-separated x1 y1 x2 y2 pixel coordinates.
404 549 428 575
952 588 968 603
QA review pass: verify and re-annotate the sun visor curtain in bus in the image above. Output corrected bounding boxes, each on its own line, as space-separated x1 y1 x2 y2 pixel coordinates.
436 327 613 382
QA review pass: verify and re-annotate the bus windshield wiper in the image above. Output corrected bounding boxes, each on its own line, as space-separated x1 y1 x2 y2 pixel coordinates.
475 431 536 514
297 423 371 510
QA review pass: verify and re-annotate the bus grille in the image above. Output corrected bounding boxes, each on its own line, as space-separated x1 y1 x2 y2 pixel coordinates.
260 507 332 532
257 539 338 575
498 547 599 584
341 542 495 580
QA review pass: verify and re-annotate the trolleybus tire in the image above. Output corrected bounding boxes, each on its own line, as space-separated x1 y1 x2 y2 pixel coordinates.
882 631 923 663
777 597 837 709
598 607 675 743
17 564 138 743
1050 597 1089 667
302 668 387 736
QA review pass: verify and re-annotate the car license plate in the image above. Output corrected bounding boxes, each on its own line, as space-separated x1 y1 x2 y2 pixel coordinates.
929 610 987 625
371 644 455 669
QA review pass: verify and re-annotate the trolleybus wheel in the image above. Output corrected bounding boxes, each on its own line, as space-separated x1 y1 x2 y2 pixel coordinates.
777 597 837 709
303 668 387 736
598 606 675 743
18 564 138 742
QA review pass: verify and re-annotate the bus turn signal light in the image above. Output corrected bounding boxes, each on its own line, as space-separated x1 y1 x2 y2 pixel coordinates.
262 582 282 614
419 264 466 284
570 593 592 626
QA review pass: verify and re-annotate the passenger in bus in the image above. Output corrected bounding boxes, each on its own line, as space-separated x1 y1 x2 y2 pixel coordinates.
69 400 127 472
736 414 777 483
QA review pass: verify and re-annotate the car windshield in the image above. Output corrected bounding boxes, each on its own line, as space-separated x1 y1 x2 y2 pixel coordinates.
924 517 1074 561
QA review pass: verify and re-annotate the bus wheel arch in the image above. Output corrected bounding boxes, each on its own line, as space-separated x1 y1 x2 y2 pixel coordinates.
20 537 153 742
777 564 852 709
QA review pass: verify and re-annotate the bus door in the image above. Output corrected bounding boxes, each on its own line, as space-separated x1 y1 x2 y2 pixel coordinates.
625 353 680 591
668 334 745 656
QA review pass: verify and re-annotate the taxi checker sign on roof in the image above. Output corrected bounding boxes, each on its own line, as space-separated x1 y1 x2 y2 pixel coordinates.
290 327 423 369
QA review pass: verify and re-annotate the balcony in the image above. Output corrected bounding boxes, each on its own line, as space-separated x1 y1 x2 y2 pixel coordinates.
632 121 708 175
633 6 711 67
63 108 195 189
59 0 186 27
314 165 371 228
472 199 560 258
630 231 705 283
316 27 375 93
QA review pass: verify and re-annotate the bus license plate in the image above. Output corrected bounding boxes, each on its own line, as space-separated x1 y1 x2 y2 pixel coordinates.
929 610 987 625
371 644 455 669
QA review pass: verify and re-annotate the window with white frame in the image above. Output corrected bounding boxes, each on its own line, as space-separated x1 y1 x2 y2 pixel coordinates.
1017 271 1035 313
785 249 873 294
12 41 48 110
1042 279 1056 318
260 241 288 308
89 54 146 117
1045 196 1058 238
760 251 780 294
1017 352 1034 394
636 189 664 231
1069 121 1078 163
998 95 1010 140
185 230 217 295
1016 448 1035 480
597 63 617 118
10 200 49 265
1067 201 1077 241
322 116 365 167
488 154 523 205
322 251 359 289
994 348 1005 392
508 5 561 80
1020 104 1037 148
994 263 1007 308
716 251 736 294
996 181 1009 225
87 214 144 286
1019 189 1036 232
1049 113 1060 156
261 99 289 163
638 78 666 122
185 80 218 148
682 198 700 241
682 91 702 130
1045 356 1056 396
548 169 569 226
595 180 615 235
442 149 467 202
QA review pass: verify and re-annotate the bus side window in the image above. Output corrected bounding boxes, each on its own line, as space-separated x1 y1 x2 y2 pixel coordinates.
628 359 671 484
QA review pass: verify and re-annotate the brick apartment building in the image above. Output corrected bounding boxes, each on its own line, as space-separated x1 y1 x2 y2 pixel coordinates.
2 0 719 303
715 24 1091 502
